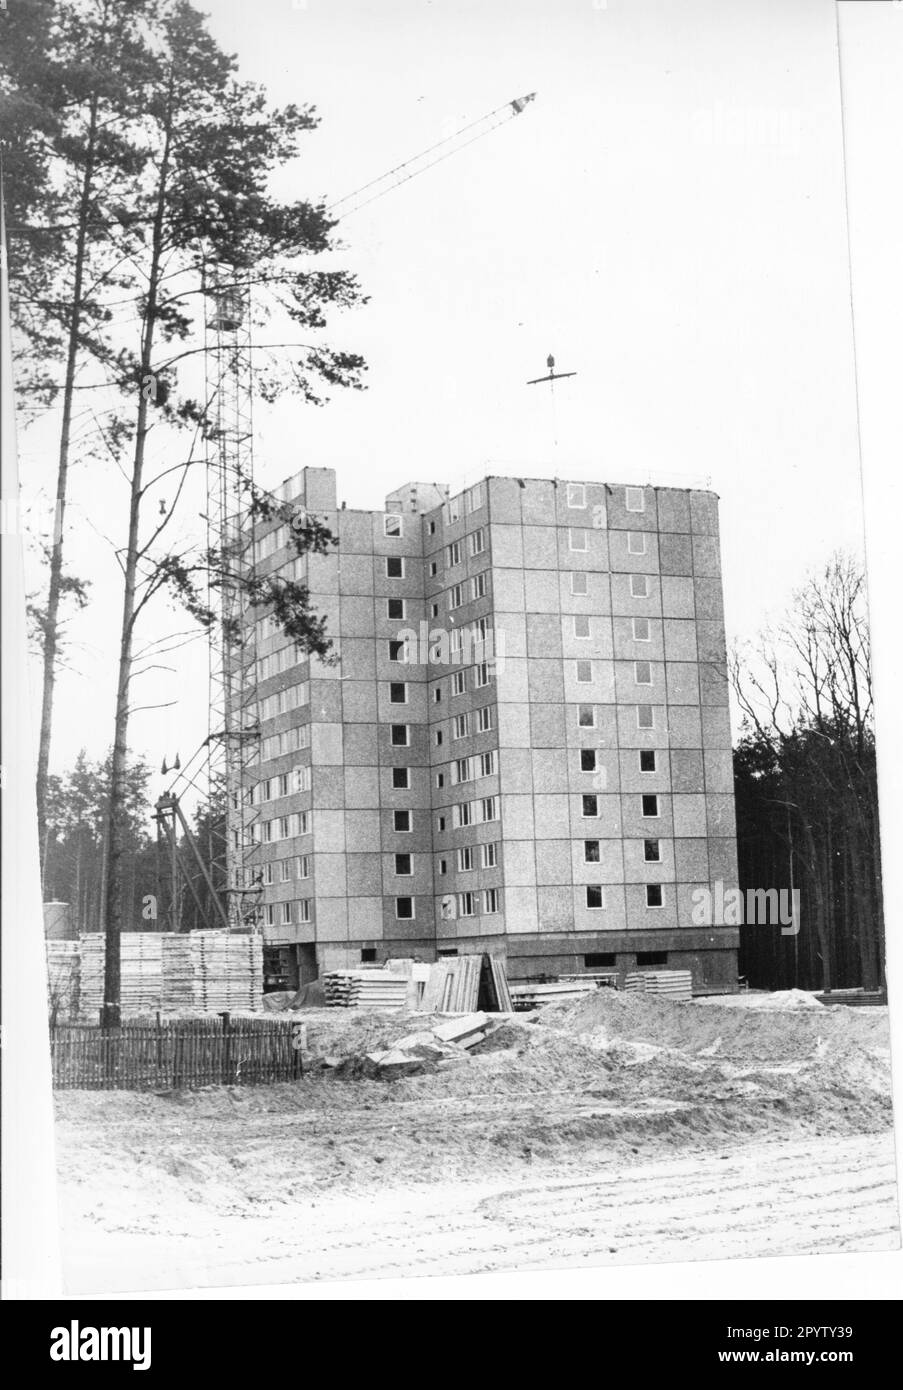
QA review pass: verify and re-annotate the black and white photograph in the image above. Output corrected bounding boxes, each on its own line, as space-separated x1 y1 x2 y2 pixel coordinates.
1 0 901 1310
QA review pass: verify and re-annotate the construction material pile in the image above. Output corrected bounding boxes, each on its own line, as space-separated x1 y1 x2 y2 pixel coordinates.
420 954 513 1012
46 940 80 1019
323 970 409 1012
509 978 599 1009
188 931 263 1012
161 933 194 1010
79 933 165 1016
72 931 263 1018
623 970 693 1002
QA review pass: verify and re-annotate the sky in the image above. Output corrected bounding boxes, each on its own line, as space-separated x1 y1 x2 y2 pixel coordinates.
16 0 887 795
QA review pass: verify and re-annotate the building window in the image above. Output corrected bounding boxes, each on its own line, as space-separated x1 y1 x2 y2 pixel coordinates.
298 899 312 923
263 862 274 886
633 616 650 641
458 891 476 918
435 730 443 746
386 556 404 578
571 571 588 595
428 520 436 535
584 839 600 863
569 527 587 551
637 704 654 729
279 901 293 925
263 904 275 926
430 601 439 618
387 597 405 620
625 486 645 512
578 704 596 728
638 750 656 774
297 855 310 879
447 540 462 567
586 885 605 909
453 713 469 739
644 839 661 862
436 772 445 788
630 573 649 598
580 748 597 772
474 661 491 688
484 887 500 914
627 532 647 555
280 859 292 883
430 560 438 577
453 757 470 784
576 660 592 683
439 859 447 874
395 853 412 876
389 682 407 705
478 750 496 777
454 802 472 828
637 951 668 966
298 811 310 835
645 884 664 908
392 766 410 789
471 572 488 600
393 809 411 832
480 796 498 822
469 528 485 557
293 767 311 793
481 842 498 869
582 794 599 817
361 948 377 962
641 794 659 817
390 723 409 745
433 686 442 703
585 952 616 967
452 670 466 697
447 495 461 524
450 582 465 609
573 614 591 639
457 846 474 872
388 639 406 662
467 482 485 512
395 896 415 920
634 661 652 685
477 705 493 733
567 482 586 508
384 513 403 537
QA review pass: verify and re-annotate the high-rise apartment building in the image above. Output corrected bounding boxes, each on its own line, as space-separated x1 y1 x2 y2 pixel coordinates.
247 467 739 993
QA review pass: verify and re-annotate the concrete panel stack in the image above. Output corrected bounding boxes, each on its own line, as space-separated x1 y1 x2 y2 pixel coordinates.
623 969 693 1001
188 931 263 1012
323 969 409 1011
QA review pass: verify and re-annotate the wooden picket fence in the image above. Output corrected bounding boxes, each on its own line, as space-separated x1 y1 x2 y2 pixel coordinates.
50 1016 303 1090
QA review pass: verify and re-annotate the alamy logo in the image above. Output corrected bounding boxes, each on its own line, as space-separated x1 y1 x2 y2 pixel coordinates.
49 1322 151 1371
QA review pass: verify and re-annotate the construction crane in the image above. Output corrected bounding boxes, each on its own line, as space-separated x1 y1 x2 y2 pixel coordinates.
194 92 539 932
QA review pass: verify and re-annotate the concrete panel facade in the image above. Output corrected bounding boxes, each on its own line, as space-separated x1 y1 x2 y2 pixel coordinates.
247 468 739 991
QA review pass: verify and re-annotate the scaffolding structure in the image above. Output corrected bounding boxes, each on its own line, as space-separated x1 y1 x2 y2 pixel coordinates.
204 270 262 929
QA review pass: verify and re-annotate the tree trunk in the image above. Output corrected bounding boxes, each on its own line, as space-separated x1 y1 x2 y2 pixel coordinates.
101 75 174 1026
35 2 111 858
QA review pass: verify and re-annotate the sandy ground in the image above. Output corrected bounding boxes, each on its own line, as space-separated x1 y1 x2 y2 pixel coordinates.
54 994 901 1293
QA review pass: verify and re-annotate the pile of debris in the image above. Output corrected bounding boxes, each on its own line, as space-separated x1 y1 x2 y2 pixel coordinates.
327 1012 502 1078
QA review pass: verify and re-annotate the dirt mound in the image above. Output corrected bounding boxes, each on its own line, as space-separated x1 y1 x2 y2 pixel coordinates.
541 990 889 1062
